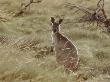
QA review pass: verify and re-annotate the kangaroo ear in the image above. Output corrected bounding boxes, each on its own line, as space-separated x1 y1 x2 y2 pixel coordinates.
59 19 63 24
51 17 55 23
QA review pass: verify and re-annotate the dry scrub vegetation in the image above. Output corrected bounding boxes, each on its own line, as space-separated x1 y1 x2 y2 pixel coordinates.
0 0 110 82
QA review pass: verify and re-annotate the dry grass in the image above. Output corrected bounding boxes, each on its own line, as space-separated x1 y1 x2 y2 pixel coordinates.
0 0 110 82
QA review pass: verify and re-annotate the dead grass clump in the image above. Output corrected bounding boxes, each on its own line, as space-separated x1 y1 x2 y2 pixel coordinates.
12 35 54 59
13 38 41 51
95 51 110 61
76 70 96 82
104 19 110 32
79 55 89 66
76 63 110 81
0 16 9 22
0 72 19 82
0 35 9 44
89 60 110 76
35 46 54 59
0 71 34 82
102 66 110 75
95 64 110 75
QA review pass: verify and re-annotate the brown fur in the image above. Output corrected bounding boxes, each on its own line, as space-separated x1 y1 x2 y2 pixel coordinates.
51 17 79 71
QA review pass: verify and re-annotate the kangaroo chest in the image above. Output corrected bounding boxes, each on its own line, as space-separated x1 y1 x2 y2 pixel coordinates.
52 33 76 54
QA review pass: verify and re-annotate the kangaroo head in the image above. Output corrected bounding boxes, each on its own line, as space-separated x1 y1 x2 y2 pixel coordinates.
50 17 63 33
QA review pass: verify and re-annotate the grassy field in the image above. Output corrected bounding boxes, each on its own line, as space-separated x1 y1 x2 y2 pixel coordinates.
0 0 110 82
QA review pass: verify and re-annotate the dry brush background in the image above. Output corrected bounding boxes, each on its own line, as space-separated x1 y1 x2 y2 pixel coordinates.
0 0 110 82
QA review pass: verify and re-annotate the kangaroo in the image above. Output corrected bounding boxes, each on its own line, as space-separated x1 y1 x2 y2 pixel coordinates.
50 17 79 71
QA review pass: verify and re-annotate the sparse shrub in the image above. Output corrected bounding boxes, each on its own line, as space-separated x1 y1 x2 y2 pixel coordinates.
14 0 42 17
64 0 110 32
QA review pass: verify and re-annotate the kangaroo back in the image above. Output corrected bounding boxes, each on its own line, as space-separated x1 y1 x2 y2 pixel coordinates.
54 33 79 71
